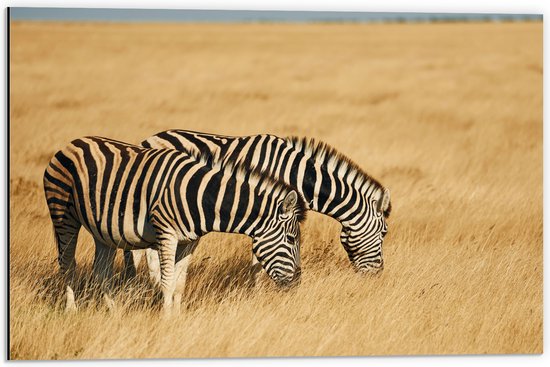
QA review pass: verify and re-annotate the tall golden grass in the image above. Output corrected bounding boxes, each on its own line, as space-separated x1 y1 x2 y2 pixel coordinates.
9 20 542 359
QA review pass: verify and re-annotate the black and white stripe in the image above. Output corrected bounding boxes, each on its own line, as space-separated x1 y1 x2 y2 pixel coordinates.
140 130 391 274
43 136 305 312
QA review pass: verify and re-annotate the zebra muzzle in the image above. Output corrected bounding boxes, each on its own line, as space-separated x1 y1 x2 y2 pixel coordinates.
353 258 384 275
273 266 301 289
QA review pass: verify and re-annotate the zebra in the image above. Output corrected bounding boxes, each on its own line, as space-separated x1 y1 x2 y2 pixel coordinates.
128 130 391 286
43 136 306 313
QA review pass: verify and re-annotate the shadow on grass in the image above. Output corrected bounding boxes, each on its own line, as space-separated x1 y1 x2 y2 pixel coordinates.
183 256 262 311
34 257 264 313
34 265 157 312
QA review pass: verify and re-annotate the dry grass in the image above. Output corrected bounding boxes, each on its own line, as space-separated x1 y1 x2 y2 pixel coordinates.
9 20 542 359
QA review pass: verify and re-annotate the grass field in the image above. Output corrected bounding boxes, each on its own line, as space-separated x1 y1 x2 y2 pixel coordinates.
9 20 542 359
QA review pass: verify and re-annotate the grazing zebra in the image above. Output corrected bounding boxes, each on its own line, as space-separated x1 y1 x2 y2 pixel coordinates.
129 130 391 285
43 136 305 313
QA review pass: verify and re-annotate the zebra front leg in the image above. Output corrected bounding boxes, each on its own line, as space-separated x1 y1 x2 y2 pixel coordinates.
157 236 178 316
92 239 117 311
172 239 199 313
146 248 161 287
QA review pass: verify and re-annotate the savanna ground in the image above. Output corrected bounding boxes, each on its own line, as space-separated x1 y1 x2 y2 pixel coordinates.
9 20 542 359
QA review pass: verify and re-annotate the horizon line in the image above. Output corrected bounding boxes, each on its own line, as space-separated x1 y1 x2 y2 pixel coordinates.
9 8 543 23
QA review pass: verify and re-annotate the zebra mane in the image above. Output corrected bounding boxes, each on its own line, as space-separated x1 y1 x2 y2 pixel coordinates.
285 136 391 217
186 145 307 224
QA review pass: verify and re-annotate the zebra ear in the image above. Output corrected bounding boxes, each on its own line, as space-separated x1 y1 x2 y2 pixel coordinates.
378 188 391 215
281 190 298 216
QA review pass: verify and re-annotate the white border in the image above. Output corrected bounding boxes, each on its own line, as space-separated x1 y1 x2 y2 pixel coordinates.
1 1 547 367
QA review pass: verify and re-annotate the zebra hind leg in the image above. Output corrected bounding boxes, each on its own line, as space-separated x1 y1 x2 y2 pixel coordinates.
44 167 82 312
51 217 81 313
92 239 117 311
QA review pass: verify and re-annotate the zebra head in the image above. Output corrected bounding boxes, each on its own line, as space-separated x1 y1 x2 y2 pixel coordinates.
252 190 305 288
340 187 391 274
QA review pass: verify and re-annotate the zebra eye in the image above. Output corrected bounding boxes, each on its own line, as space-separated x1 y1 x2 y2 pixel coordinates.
286 234 295 244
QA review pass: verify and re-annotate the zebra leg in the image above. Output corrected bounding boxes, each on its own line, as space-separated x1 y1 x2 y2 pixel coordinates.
52 219 81 313
145 248 161 287
172 239 200 313
157 236 178 316
249 252 263 287
92 239 117 311
122 249 144 280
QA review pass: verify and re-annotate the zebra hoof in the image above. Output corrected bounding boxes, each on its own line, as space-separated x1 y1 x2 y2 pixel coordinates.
64 302 77 314
64 290 77 313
